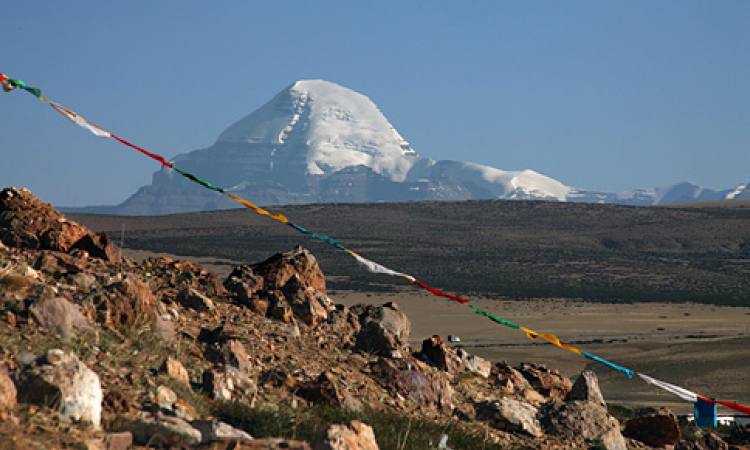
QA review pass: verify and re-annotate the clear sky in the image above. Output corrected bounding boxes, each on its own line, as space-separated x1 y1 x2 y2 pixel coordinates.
1 1 748 206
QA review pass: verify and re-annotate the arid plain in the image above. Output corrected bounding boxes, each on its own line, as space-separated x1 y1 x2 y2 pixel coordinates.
74 199 750 415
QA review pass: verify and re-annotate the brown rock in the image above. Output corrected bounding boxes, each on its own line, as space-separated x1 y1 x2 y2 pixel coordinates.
96 276 157 327
566 370 606 407
419 335 461 373
477 398 543 437
176 287 215 311
492 361 533 394
104 432 133 450
517 362 572 400
203 366 257 402
313 420 379 450
201 439 311 450
623 407 681 448
0 187 120 262
678 432 730 450
206 339 251 372
225 265 264 304
29 294 97 340
0 364 17 411
282 274 328 326
354 303 410 358
268 293 294 324
299 371 361 411
161 356 190 387
372 358 453 413
543 400 626 450
252 245 327 294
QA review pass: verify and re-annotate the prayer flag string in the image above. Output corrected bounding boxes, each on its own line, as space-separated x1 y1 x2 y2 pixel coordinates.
3 69 749 415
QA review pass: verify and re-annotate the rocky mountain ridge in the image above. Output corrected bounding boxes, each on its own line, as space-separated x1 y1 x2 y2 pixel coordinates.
1 187 747 449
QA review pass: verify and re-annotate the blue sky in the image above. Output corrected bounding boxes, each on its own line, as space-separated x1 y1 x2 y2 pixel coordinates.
1 1 748 206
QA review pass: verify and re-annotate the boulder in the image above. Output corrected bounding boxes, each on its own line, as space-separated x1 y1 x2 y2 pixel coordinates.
566 370 606 407
0 187 120 262
16 349 103 427
126 411 202 447
176 287 215 311
677 432 730 450
282 274 329 326
354 303 410 358
419 335 461 374
623 407 681 448
457 348 492 378
517 362 572 400
372 358 454 413
161 356 191 387
156 385 177 410
543 400 627 450
477 398 543 437
192 419 253 444
103 432 134 450
252 245 327 294
225 265 264 305
492 361 533 395
29 294 96 340
299 371 361 411
203 366 257 402
0 364 17 411
206 339 251 372
96 276 157 327
267 291 294 324
313 420 379 450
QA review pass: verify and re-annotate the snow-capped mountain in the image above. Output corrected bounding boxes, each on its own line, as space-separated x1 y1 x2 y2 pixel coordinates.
85 80 747 215
106 80 576 215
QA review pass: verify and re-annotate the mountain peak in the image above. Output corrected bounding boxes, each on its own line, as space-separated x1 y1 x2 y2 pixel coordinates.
217 79 419 181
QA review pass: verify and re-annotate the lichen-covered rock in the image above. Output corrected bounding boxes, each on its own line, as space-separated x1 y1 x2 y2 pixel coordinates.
477 398 543 437
623 407 681 448
16 349 103 427
354 303 410 358
313 420 379 450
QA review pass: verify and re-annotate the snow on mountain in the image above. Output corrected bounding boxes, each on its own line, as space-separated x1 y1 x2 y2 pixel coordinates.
105 79 574 215
89 79 744 215
218 80 419 182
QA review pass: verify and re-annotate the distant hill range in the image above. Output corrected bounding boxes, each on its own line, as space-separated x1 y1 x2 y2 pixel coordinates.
66 80 749 215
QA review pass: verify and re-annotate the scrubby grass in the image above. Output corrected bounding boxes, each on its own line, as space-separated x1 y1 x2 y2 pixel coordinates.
214 402 511 450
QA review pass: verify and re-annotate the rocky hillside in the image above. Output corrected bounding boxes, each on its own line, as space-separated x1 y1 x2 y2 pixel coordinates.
0 187 747 449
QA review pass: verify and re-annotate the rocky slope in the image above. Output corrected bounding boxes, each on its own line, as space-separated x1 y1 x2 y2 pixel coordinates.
0 187 747 449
